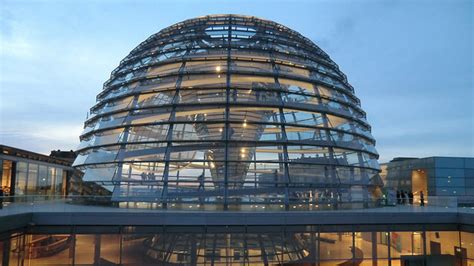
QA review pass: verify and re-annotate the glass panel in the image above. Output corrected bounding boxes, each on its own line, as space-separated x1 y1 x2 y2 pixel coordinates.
286 126 328 141
146 62 182 76
319 232 354 261
231 60 273 73
461 231 474 259
136 91 175 107
426 231 459 256
355 232 375 259
99 234 121 264
127 124 170 143
37 165 48 196
279 78 316 95
74 235 95 264
185 60 227 73
96 96 134 115
1 160 12 196
180 74 227 88
179 88 226 104
231 74 275 89
229 107 280 123
283 109 325 126
26 163 39 195
15 162 27 195
174 106 225 123
130 107 171 125
121 233 151 265
55 168 63 195
389 231 424 258
231 88 280 104
277 64 310 78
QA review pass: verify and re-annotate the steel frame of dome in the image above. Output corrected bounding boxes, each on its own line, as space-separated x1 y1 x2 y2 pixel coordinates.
73 14 381 211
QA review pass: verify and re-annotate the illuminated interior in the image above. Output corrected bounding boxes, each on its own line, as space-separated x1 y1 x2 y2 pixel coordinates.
2 227 473 265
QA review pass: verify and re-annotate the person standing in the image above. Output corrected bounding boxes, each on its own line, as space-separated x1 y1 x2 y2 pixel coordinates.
420 191 425 207
140 172 147 181
149 172 156 190
408 191 414 205
198 173 205 191
0 188 3 210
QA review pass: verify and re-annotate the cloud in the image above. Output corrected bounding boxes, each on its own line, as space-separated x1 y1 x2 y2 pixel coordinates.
0 123 82 154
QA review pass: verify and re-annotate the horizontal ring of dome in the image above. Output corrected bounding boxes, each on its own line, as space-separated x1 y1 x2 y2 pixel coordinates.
91 85 364 119
121 32 335 71
99 75 359 113
82 102 372 136
74 155 380 172
76 146 377 163
79 120 375 148
99 66 358 106
75 132 378 155
107 50 348 93
114 40 343 86
90 85 366 123
108 51 346 90
114 43 345 84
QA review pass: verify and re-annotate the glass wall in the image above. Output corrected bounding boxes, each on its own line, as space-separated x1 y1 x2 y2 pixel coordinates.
12 161 65 198
1 226 472 266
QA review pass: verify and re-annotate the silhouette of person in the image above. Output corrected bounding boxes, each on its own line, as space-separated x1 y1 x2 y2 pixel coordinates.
140 172 147 181
198 173 205 191
0 188 3 210
148 172 156 189
420 191 425 207
408 191 414 205
255 89 261 101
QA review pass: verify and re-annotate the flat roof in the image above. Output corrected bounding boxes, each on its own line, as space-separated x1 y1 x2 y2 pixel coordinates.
0 144 72 167
1 202 473 233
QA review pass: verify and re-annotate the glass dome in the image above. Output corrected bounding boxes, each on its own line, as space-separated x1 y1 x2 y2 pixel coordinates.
73 14 382 210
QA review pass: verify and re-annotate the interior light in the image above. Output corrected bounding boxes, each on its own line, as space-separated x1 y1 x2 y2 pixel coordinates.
215 66 221 72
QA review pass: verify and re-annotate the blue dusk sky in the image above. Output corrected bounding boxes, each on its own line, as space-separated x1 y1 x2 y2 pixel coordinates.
0 0 472 163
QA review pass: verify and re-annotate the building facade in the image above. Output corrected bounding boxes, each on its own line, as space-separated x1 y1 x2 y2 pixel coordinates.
384 157 474 206
0 145 77 198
